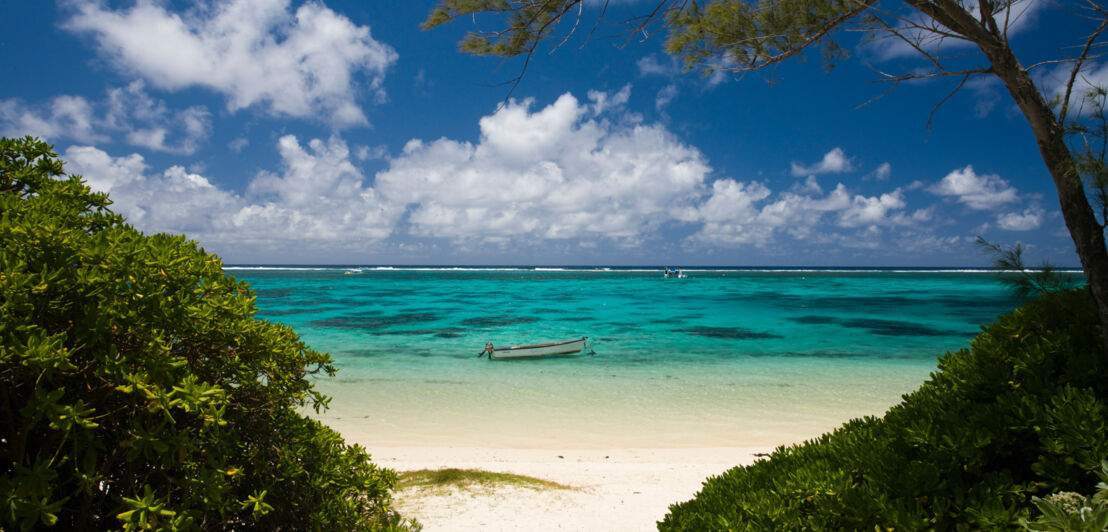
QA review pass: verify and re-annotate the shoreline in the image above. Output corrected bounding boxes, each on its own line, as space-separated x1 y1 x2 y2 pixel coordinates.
315 362 916 530
367 445 775 532
311 357 927 529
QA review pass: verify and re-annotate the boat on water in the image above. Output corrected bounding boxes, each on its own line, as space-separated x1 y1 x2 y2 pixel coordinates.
478 337 589 359
664 267 687 278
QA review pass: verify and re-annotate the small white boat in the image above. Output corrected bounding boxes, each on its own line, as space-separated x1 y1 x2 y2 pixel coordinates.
664 268 687 278
479 337 588 359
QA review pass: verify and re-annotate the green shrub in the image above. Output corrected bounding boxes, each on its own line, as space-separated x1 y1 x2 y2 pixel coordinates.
661 287 1108 531
0 137 409 530
1021 461 1108 532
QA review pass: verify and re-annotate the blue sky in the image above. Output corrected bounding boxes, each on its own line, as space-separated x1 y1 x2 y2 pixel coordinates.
0 1 1093 266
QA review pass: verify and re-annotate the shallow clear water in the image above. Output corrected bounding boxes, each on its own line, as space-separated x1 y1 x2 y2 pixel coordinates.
231 267 1043 448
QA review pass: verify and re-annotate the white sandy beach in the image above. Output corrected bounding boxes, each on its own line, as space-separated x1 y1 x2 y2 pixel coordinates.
367 445 773 532
316 364 920 531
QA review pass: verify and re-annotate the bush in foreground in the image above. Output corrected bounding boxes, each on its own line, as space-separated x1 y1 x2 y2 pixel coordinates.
1022 460 1108 531
661 288 1108 531
0 137 408 530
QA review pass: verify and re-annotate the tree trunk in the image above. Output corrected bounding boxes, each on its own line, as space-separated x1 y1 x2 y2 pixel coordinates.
975 32 1108 355
916 0 1108 354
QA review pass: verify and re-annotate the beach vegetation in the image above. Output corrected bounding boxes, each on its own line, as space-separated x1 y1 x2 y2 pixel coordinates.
976 237 1082 301
425 1 1108 356
0 136 413 530
397 468 572 493
1021 460 1108 532
658 287 1108 530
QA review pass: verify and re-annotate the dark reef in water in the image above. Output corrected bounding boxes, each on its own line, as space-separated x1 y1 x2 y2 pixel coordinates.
788 315 972 337
459 316 539 327
257 305 350 317
788 315 840 325
370 328 466 339
840 318 956 337
677 326 783 340
308 312 440 330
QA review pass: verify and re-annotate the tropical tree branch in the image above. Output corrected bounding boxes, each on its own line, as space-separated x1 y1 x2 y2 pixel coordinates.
866 14 951 74
1060 14 1108 124
870 66 990 83
547 0 585 53
928 72 973 130
706 2 875 72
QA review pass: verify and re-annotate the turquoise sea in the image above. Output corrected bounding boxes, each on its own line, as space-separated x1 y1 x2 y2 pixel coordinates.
230 267 1070 449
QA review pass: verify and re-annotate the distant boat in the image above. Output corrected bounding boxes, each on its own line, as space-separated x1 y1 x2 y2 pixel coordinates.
664 268 687 278
478 337 589 359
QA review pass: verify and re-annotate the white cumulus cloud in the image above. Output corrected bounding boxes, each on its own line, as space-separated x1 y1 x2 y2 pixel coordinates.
637 55 679 77
63 0 398 128
684 179 774 246
375 91 711 243
790 147 854 176
63 145 238 235
996 207 1043 231
53 87 977 262
865 162 892 181
0 95 105 144
587 84 631 116
687 178 912 247
655 84 679 111
59 88 709 258
1 82 211 154
929 165 1019 210
839 191 906 228
63 134 400 260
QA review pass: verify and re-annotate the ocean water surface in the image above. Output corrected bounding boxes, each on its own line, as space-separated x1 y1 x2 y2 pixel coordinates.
231 267 1054 448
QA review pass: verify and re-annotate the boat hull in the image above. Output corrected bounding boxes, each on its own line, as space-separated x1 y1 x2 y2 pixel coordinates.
489 337 587 359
